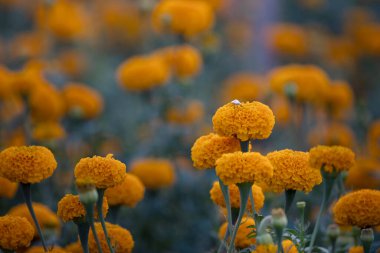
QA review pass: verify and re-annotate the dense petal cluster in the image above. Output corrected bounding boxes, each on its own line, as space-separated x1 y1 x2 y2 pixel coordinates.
345 158 380 190
212 101 275 141
333 189 380 228
218 217 255 248
216 151 273 185
64 241 83 253
0 215 34 250
251 241 297 253
210 182 264 212
105 173 145 207
265 149 322 193
0 145 57 183
0 176 18 198
89 222 134 253
309 145 355 173
25 246 68 253
74 154 126 189
221 73 265 103
191 133 240 169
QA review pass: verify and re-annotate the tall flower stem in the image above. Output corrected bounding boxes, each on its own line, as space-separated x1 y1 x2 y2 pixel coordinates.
217 178 233 253
84 203 103 253
308 171 336 253
96 188 115 253
249 189 258 233
285 189 296 213
75 220 90 253
20 183 48 252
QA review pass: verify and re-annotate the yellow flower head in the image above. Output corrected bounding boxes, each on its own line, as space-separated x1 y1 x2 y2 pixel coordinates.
349 246 364 253
210 181 265 212
345 158 380 190
216 151 273 185
166 99 204 124
221 73 265 103
269 95 291 126
333 189 380 228
117 55 170 92
309 145 355 173
32 121 66 142
0 145 57 184
25 246 67 253
212 101 275 141
252 240 297 253
130 158 176 190
0 215 34 250
8 202 61 237
0 176 18 199
191 133 240 169
57 194 109 222
64 241 83 253
152 0 214 37
308 123 355 148
218 217 255 248
89 222 134 253
265 149 322 193
105 173 145 207
62 83 104 120
326 81 354 118
74 154 126 189
367 120 380 158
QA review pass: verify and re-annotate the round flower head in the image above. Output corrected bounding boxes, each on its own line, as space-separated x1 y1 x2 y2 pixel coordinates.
88 222 134 253
308 123 355 148
64 241 83 253
57 194 109 222
345 158 380 190
348 246 364 253
0 176 18 199
212 101 275 141
166 99 204 124
252 240 297 253
129 158 176 190
191 133 240 169
221 73 265 103
265 149 322 193
105 173 145 207
367 120 380 158
218 217 255 249
32 121 66 142
216 151 273 185
74 154 126 189
333 189 380 228
0 215 34 250
0 145 57 183
309 145 355 173
8 202 60 237
210 182 264 212
326 81 354 118
282 240 298 253
25 246 67 253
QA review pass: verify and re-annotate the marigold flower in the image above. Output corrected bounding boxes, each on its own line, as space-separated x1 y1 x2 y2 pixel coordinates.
216 151 273 185
333 189 380 228
269 95 290 126
265 149 322 193
0 145 57 184
221 73 265 103
166 100 204 124
57 194 109 222
152 0 214 37
326 81 354 118
191 133 240 169
62 83 104 120
8 202 60 237
8 61 47 95
129 158 176 189
367 120 380 158
9 31 51 60
0 176 18 199
345 158 380 190
282 240 298 253
88 222 134 253
309 145 355 173
105 173 145 207
210 182 264 212
0 95 24 122
0 66 15 99
74 154 126 189
32 121 66 142
218 217 255 248
55 49 87 78
225 21 253 53
0 215 34 250
212 101 275 141
25 246 67 253
348 246 364 253
308 123 355 148
64 241 83 253
251 240 297 253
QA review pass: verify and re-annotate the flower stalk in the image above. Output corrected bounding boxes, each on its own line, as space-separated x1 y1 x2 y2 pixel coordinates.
285 189 296 213
96 188 115 253
75 220 90 253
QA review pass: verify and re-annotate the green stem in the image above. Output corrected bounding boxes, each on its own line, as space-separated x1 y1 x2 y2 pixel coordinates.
275 228 284 253
240 140 250 152
20 183 48 252
217 227 229 253
96 188 115 253
249 188 258 235
285 189 296 213
75 221 90 253
219 178 233 235
85 203 103 253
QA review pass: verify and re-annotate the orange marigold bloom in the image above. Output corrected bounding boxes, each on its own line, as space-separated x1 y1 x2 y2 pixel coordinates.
74 154 126 189
0 176 18 199
349 246 364 253
210 182 264 212
88 222 134 253
64 241 83 253
25 246 67 253
251 240 298 253
9 31 51 60
62 83 104 120
129 158 176 189
166 99 204 124
269 95 291 126
367 120 380 158
105 173 145 207
218 217 255 248
308 123 355 148
212 101 275 141
309 145 355 173
345 158 380 190
57 194 109 222
54 49 87 78
0 95 24 123
32 121 66 142
326 81 354 119
0 215 34 250
191 133 240 169
221 73 265 103
333 189 380 228
216 151 273 185
0 145 57 184
266 149 322 193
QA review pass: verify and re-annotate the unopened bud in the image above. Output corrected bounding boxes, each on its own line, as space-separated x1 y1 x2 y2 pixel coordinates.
76 179 98 205
360 228 374 243
271 208 288 229
256 233 274 245
296 201 306 209
327 224 340 240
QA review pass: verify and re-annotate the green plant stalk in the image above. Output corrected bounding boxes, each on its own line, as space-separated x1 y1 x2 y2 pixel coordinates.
363 243 372 253
299 205 306 251
75 220 90 253
21 183 48 252
217 178 233 253
275 228 284 253
84 203 103 253
285 189 296 213
96 188 115 253
249 189 259 231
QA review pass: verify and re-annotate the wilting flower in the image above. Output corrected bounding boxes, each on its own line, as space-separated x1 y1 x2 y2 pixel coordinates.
24 246 67 253
88 222 134 253
210 182 265 212
0 176 18 199
166 100 204 124
32 121 66 142
367 120 380 158
0 215 34 250
129 158 176 189
216 151 273 185
191 133 240 169
308 123 355 148
218 217 255 248
105 173 145 207
212 101 275 141
0 146 57 184
345 158 380 190
309 145 355 173
333 189 380 228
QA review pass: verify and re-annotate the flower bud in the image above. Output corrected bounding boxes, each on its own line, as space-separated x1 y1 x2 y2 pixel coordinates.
256 233 274 245
327 224 340 240
76 179 98 205
271 208 288 229
296 201 306 209
360 228 374 244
